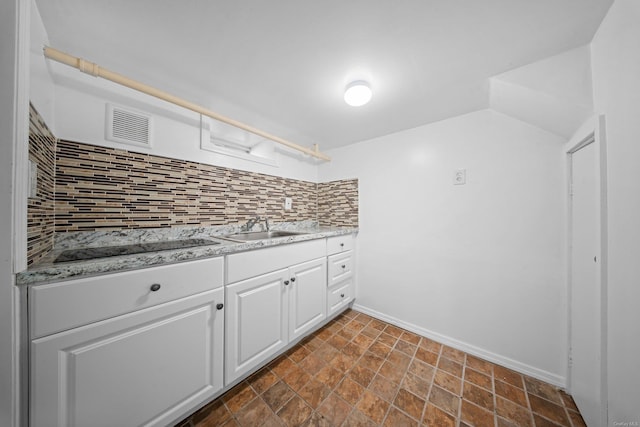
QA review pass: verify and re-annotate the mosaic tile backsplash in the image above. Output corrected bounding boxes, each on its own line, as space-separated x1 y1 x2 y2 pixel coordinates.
27 105 358 264
27 104 56 266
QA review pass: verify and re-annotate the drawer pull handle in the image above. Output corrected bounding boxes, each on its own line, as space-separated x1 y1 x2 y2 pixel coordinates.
216 303 224 310
341 293 345 298
341 265 346 269
340 243 344 247
284 280 290 286
291 277 296 282
150 284 161 292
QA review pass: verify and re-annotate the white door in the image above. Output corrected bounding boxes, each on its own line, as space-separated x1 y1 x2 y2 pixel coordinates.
289 257 327 341
569 138 602 426
31 288 225 427
225 269 289 384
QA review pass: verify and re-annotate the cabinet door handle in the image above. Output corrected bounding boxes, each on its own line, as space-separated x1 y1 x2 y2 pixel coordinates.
341 265 346 269
340 243 344 247
291 277 296 282
341 293 345 298
150 284 161 292
284 280 290 286
216 303 224 310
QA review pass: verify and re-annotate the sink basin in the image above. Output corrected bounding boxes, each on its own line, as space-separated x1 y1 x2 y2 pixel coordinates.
222 230 306 241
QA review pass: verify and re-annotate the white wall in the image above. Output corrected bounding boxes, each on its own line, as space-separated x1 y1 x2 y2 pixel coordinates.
320 109 567 384
591 0 640 423
44 61 319 183
29 0 54 129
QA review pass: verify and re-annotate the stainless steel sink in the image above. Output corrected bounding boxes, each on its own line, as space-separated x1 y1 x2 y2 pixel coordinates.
222 230 306 242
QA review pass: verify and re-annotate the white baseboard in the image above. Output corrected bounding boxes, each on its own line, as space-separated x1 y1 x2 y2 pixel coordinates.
353 303 566 388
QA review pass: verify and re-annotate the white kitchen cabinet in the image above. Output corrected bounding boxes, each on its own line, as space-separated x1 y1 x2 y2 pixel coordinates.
225 253 327 384
327 239 356 315
328 278 353 316
288 257 328 341
30 287 225 427
29 257 225 427
225 268 290 384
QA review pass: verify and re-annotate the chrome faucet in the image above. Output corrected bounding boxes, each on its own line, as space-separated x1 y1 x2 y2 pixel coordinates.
243 216 270 232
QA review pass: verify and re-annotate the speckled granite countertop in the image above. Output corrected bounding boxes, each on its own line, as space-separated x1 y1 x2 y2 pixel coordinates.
17 221 358 286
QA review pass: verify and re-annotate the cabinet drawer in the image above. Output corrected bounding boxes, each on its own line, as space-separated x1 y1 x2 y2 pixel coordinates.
327 234 354 255
30 257 224 339
328 251 353 287
328 280 353 315
227 239 326 283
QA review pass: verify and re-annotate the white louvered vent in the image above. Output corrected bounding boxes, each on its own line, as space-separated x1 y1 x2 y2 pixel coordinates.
105 104 152 147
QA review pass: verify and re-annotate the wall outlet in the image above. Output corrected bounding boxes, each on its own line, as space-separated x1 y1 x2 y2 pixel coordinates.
454 169 466 185
284 197 292 210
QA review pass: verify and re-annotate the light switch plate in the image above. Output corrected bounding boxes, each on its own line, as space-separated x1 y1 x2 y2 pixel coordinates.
29 160 38 198
454 169 466 185
284 197 292 210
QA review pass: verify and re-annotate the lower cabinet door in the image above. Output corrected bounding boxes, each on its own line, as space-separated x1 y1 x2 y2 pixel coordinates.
225 269 289 385
30 288 225 427
289 257 327 341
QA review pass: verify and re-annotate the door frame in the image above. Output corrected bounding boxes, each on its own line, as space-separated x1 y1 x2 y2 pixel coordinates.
565 114 608 426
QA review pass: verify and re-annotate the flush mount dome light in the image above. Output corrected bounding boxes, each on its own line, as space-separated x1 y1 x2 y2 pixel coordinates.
344 81 372 106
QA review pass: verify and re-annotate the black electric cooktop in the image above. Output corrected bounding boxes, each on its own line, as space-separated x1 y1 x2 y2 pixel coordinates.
54 238 219 263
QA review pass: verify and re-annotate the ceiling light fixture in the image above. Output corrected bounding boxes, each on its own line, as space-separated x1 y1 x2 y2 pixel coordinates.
344 81 372 107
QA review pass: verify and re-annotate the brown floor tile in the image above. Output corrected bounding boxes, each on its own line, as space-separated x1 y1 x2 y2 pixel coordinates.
192 399 231 426
466 355 493 376
335 377 365 405
496 396 534 427
408 359 435 381
383 406 419 427
437 357 463 377
525 376 563 404
433 369 462 395
393 388 425 420
349 364 376 387
377 332 398 348
178 310 588 427
327 334 349 349
298 354 326 376
494 365 524 389
315 365 343 389
465 367 492 391
378 360 406 384
401 372 430 398
460 399 495 427
369 374 399 402
299 379 331 409
356 390 391 424
263 381 295 412
428 386 460 418
317 393 352 426
270 356 297 378
234 397 272 427
288 345 311 363
463 382 494 411
277 395 313 427
359 352 385 372
250 368 279 394
329 353 357 373
419 338 442 354
441 346 466 364
528 394 570 426
495 379 528 407
223 382 257 413
567 410 587 427
342 342 367 359
414 347 439 366
344 409 379 427
422 404 456 427
283 366 312 392
369 341 393 359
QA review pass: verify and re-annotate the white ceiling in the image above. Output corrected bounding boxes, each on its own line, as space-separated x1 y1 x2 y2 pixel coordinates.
35 0 612 151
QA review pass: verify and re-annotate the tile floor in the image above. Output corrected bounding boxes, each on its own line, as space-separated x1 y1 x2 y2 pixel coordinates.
176 309 586 427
